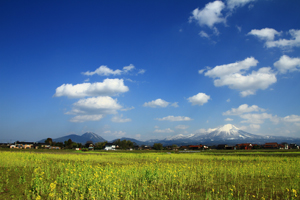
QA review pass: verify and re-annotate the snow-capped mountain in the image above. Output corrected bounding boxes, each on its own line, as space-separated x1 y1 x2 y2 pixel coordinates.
165 133 195 141
161 124 271 145
192 124 266 141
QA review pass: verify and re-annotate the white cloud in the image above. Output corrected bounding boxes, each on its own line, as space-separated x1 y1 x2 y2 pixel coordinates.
225 118 233 121
104 130 126 137
171 102 179 107
66 96 123 122
187 93 210 106
54 78 129 98
154 128 174 133
205 57 258 78
240 113 278 124
156 116 193 121
283 115 300 123
67 96 122 115
189 1 226 28
154 126 159 129
198 69 205 74
123 64 135 73
223 104 265 115
205 57 277 96
70 114 104 123
226 98 230 102
82 64 135 76
175 125 189 130
121 106 135 111
274 55 300 74
143 99 169 108
227 0 256 10
248 28 281 41
111 114 131 123
199 31 210 38
249 124 260 130
266 29 300 49
249 28 300 49
138 69 146 74
236 25 242 32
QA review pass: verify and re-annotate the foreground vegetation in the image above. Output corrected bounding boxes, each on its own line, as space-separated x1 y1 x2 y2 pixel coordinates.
0 150 299 199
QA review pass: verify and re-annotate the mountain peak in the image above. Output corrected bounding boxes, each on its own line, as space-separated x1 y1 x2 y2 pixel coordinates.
217 124 239 133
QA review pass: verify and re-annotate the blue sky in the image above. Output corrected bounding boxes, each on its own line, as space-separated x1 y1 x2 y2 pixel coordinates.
1 0 300 142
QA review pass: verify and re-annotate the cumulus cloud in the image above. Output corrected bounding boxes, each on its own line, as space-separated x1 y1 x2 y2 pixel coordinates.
283 115 300 123
189 1 226 28
204 57 277 97
111 114 131 123
82 64 135 76
54 78 129 98
266 29 300 48
225 118 233 121
187 93 210 106
175 125 189 130
227 0 256 10
223 104 265 115
205 57 258 78
240 113 279 124
70 114 104 123
143 99 169 108
274 55 300 74
156 116 193 121
154 128 174 133
248 28 281 41
67 96 122 115
248 28 300 49
66 96 123 123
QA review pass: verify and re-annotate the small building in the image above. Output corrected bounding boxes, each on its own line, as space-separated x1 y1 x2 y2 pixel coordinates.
88 144 94 151
289 143 299 149
264 142 278 149
104 143 116 150
10 142 34 149
237 143 253 150
49 146 61 150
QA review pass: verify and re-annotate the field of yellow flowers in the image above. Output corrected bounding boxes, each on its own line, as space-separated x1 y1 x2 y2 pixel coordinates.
0 150 299 199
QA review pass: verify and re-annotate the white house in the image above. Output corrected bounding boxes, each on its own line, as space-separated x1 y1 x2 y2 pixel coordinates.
104 143 116 150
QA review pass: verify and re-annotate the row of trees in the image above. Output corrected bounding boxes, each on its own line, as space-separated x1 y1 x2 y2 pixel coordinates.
44 137 167 150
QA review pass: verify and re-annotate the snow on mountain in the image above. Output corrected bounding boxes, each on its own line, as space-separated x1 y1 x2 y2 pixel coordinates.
164 133 195 141
164 124 266 142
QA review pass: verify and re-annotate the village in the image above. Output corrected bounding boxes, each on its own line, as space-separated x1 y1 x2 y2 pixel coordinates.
1 139 299 151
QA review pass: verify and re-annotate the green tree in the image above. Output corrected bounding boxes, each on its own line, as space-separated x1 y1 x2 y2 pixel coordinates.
94 141 107 150
153 143 163 150
45 138 53 145
64 139 73 149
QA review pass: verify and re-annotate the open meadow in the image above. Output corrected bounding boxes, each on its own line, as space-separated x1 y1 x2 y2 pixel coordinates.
0 149 299 200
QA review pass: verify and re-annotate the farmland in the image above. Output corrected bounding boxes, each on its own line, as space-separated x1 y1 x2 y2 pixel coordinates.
0 149 299 200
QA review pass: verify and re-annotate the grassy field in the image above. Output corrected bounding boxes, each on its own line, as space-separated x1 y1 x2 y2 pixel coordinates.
0 149 299 199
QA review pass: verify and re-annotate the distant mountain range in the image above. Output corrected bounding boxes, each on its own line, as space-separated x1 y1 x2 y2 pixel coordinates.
38 124 300 146
38 132 105 144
